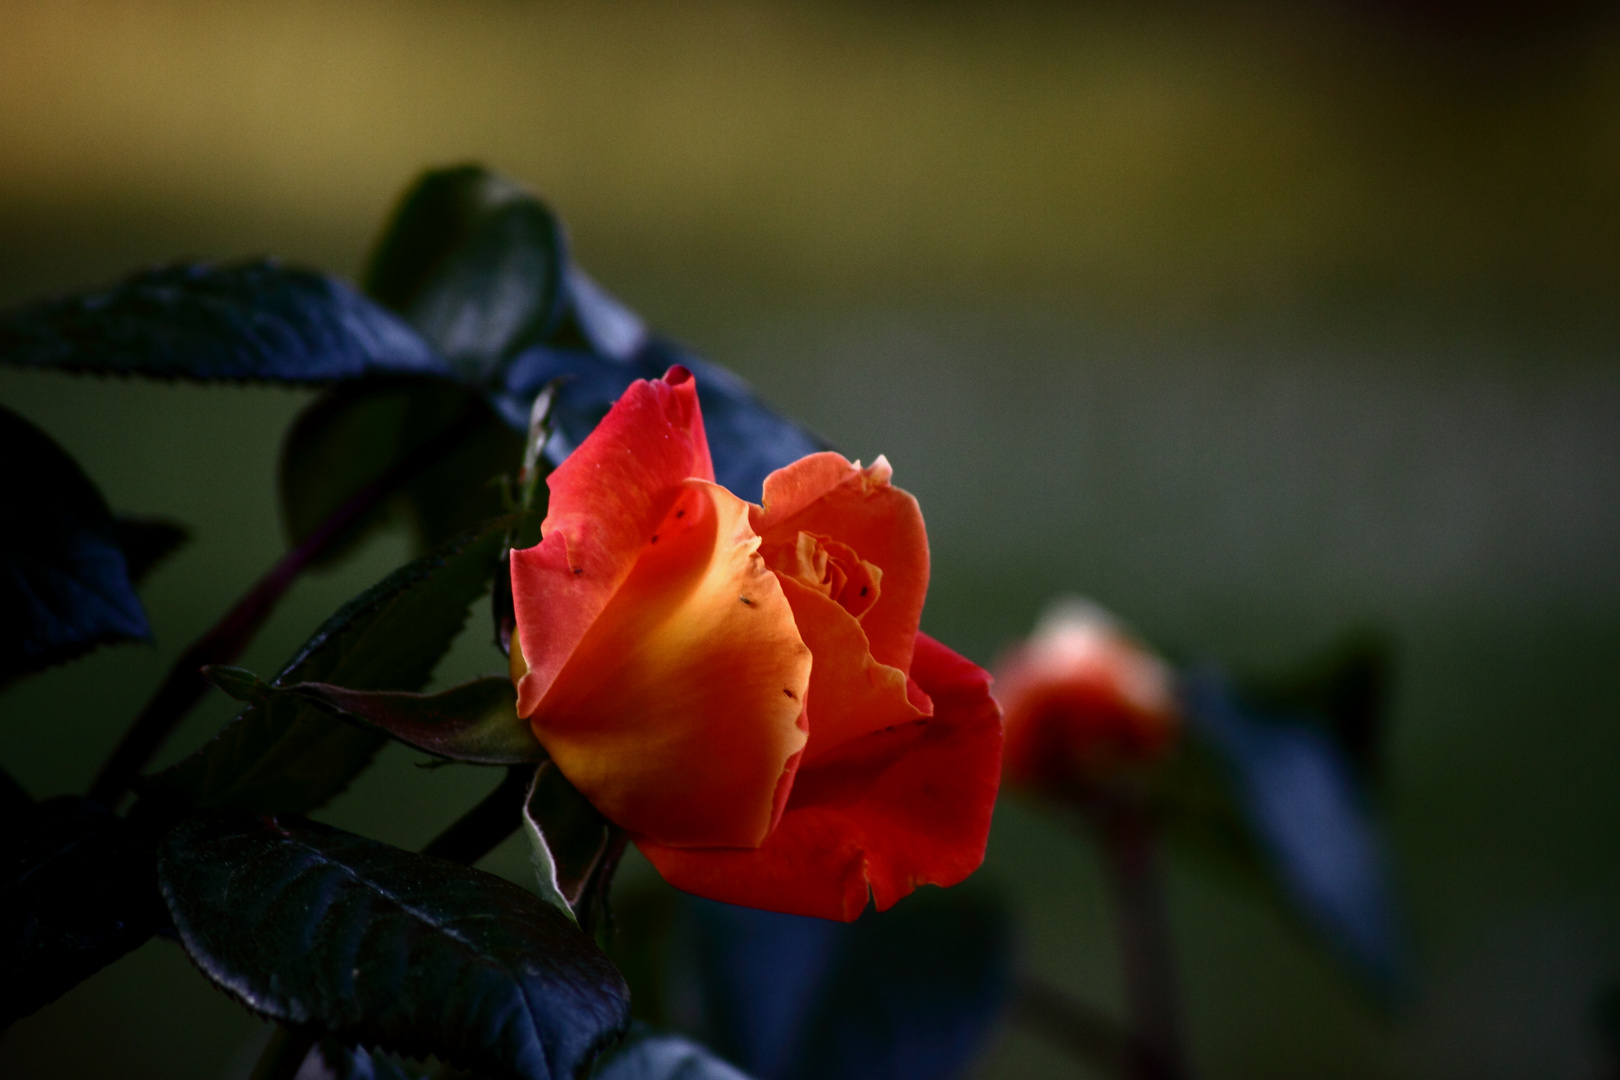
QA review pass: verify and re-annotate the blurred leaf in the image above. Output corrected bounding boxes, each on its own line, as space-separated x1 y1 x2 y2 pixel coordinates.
0 261 446 382
112 515 190 587
1180 669 1405 994
364 166 824 506
0 405 150 686
202 668 544 766
554 268 649 362
591 1025 756 1080
497 339 827 506
1240 629 1396 785
157 812 629 1080
365 165 567 383
148 519 514 814
524 761 613 924
1145 736 1273 896
279 377 522 567
1 797 166 1026
675 889 1012 1080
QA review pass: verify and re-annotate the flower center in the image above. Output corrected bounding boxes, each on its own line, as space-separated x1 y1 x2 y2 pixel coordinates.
781 530 882 620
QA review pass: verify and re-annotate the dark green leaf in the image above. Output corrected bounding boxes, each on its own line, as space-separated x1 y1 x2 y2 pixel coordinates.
365 166 567 382
1 797 166 1026
624 890 1011 1080
524 762 612 923
149 519 515 814
709 891 1012 1080
0 405 150 686
279 377 522 567
1146 737 1273 894
591 1026 754 1080
157 812 629 1080
203 669 544 765
496 340 827 506
1181 669 1405 995
1239 628 1395 785
551 268 647 363
315 1039 428 1080
363 167 825 505
0 260 446 382
113 514 190 587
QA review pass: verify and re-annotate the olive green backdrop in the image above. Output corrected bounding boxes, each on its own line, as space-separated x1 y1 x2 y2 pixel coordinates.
1 2 1618 1077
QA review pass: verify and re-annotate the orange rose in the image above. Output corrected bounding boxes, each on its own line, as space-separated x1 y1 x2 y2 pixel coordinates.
995 599 1178 794
509 367 1001 920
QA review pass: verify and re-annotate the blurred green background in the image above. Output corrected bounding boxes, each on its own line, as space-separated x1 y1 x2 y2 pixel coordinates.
2 1 1619 1076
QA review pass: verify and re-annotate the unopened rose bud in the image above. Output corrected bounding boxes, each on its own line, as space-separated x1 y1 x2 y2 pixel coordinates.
995 598 1178 795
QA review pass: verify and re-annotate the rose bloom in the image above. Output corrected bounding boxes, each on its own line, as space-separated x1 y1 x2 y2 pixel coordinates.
995 599 1178 794
509 367 1001 921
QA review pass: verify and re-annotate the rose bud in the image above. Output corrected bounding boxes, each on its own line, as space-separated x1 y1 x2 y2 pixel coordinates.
995 599 1178 795
509 367 1002 921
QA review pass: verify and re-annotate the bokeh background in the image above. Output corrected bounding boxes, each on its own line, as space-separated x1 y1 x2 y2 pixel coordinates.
2 1 1619 1076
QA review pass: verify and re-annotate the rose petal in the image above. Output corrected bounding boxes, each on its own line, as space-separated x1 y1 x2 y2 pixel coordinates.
639 633 1002 921
753 453 928 677
512 367 713 717
524 478 811 849
776 576 929 763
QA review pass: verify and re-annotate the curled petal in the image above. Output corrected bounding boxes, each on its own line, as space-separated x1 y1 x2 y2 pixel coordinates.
521 477 810 850
777 532 882 621
640 633 1002 921
753 453 928 677
512 368 712 718
777 576 928 763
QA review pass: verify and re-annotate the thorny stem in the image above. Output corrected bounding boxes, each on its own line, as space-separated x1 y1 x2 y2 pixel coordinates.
1097 798 1189 1080
88 403 487 808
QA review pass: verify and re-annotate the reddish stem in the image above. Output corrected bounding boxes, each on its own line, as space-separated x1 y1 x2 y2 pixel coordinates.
88 403 485 808
1099 801 1189 1080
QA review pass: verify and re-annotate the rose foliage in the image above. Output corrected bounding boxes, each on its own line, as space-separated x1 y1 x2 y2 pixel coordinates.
0 165 1020 1080
0 158 1404 1080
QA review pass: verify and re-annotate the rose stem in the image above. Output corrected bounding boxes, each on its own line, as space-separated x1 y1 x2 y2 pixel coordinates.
575 830 629 939
1099 798 1189 1080
421 768 630 942
248 1025 319 1080
88 403 487 809
1012 974 1150 1079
